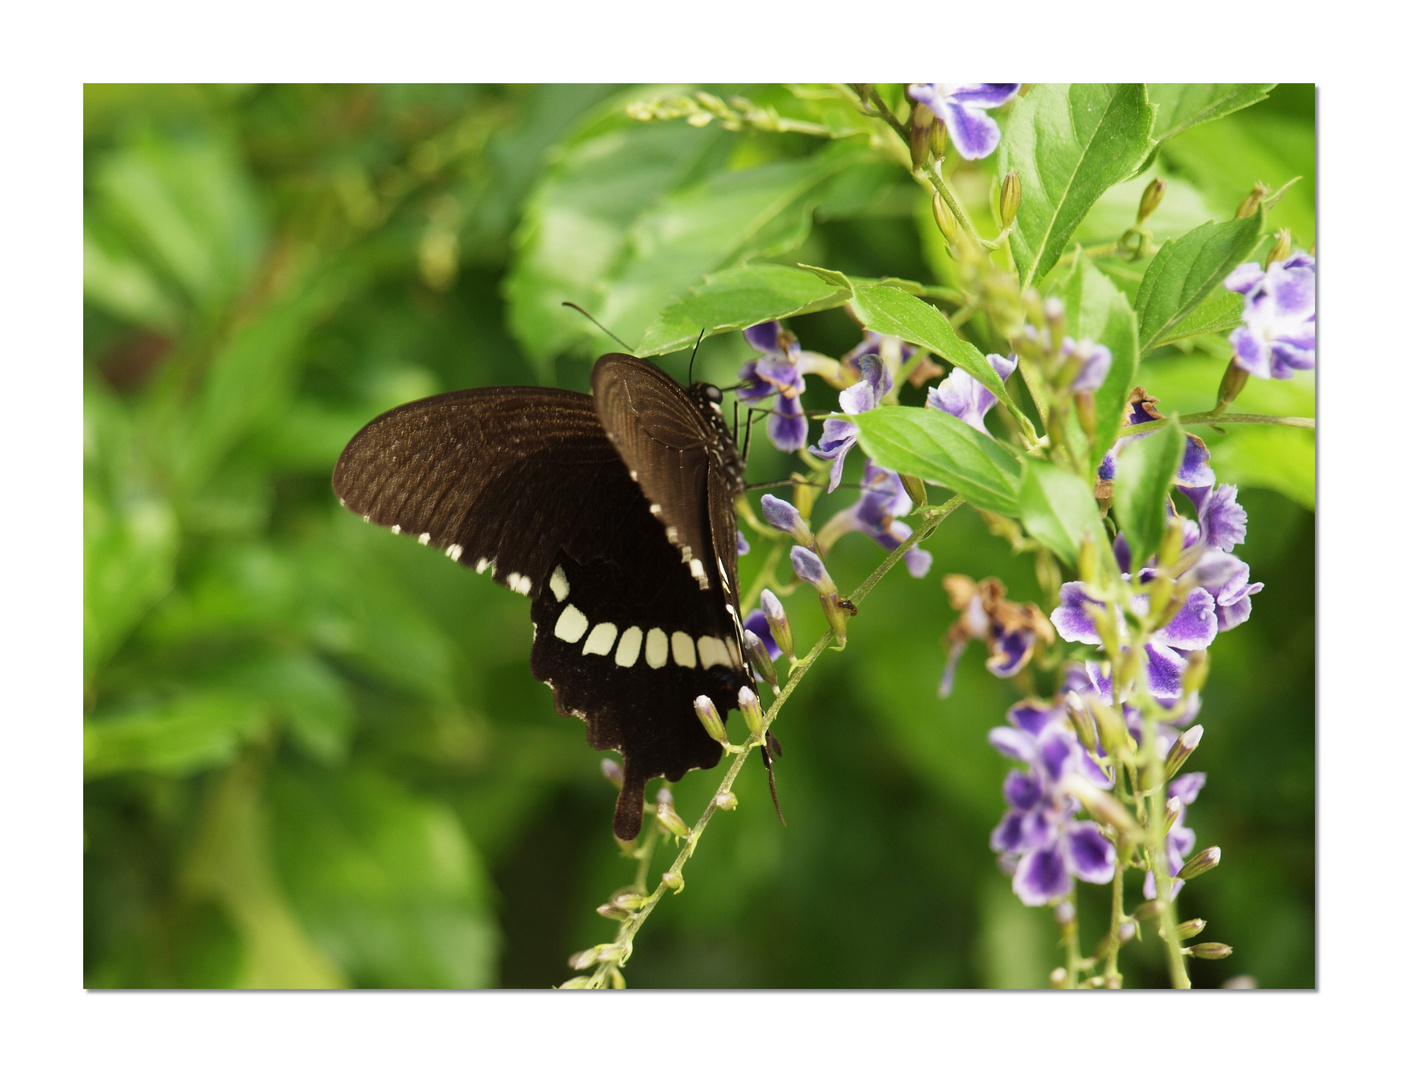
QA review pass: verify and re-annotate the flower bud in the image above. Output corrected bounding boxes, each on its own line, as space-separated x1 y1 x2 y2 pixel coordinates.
743 630 778 692
568 947 599 970
931 118 946 159
1177 845 1221 882
1049 967 1069 988
1181 650 1210 695
999 170 1021 227
1137 178 1167 224
909 103 935 170
1075 389 1097 441
1164 795 1183 835
1186 941 1233 961
760 589 794 659
761 494 815 547
738 685 765 738
655 797 691 839
714 790 738 811
1089 698 1130 755
932 190 959 245
792 545 834 592
601 758 624 789
1054 900 1076 931
1236 182 1269 219
1164 724 1203 781
1077 539 1101 590
558 976 591 988
1067 696 1099 753
661 870 684 892
899 473 928 508
694 694 728 746
1132 899 1164 922
1266 227 1292 267
1064 774 1137 835
596 901 631 921
1215 357 1250 414
1175 918 1207 940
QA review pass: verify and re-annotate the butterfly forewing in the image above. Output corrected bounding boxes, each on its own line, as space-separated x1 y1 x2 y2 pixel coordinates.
333 358 754 841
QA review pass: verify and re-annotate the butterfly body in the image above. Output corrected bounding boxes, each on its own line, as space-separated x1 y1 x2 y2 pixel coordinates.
333 354 752 840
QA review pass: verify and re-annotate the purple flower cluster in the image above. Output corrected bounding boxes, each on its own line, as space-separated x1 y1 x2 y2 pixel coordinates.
1225 252 1315 380
738 322 810 452
907 84 1020 161
1068 397 1263 702
989 684 1117 906
812 354 891 491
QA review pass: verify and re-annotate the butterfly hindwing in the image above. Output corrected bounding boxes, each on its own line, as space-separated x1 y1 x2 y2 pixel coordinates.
333 361 754 840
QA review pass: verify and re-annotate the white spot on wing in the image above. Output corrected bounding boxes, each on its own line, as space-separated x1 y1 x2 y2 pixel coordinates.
689 558 707 585
649 503 662 516
554 605 589 644
391 525 401 535
697 636 728 669
615 626 642 667
446 544 463 562
645 628 669 669
716 558 729 587
362 515 370 523
418 532 431 545
671 632 697 669
508 572 532 595
726 638 743 667
666 525 679 543
582 622 618 656
476 557 494 575
549 566 570 602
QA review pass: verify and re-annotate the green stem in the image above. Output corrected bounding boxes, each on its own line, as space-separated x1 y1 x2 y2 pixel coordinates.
1122 411 1314 436
577 496 963 988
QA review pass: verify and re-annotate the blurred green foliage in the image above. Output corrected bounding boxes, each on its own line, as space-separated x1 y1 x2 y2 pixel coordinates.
84 84 1314 988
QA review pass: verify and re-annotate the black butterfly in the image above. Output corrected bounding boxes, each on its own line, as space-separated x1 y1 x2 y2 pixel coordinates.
332 353 754 840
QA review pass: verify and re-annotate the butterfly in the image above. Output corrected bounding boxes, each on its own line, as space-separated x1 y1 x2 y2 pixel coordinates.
332 353 754 840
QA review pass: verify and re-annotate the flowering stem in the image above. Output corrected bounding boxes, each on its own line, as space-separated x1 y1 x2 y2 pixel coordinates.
1122 411 1314 437
574 494 962 987
1140 746 1192 989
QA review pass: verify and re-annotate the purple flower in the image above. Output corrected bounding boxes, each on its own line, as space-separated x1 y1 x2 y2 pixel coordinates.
1051 582 1218 702
840 330 916 380
1226 252 1316 379
811 355 893 491
940 574 1055 696
815 462 931 578
738 322 809 451
1186 549 1262 632
926 352 1017 431
1065 338 1112 392
989 698 1115 906
907 83 1021 161
1143 772 1207 901
736 529 750 557
1097 389 1213 500
743 609 781 661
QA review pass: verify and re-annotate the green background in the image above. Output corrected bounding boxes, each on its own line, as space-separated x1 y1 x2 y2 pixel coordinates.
83 84 1315 988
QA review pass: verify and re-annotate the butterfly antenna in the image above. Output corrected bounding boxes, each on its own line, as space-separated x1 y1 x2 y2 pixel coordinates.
742 406 761 462
561 301 634 352
687 327 706 383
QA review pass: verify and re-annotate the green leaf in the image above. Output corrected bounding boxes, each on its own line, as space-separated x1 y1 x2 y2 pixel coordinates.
1112 419 1184 570
1148 84 1276 146
1149 288 1245 348
505 95 886 372
854 407 1023 517
848 282 1023 419
1058 256 1138 470
998 84 1156 286
91 129 268 314
1019 461 1106 568
634 263 853 356
268 766 498 988
85 691 270 779
1135 212 1263 354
